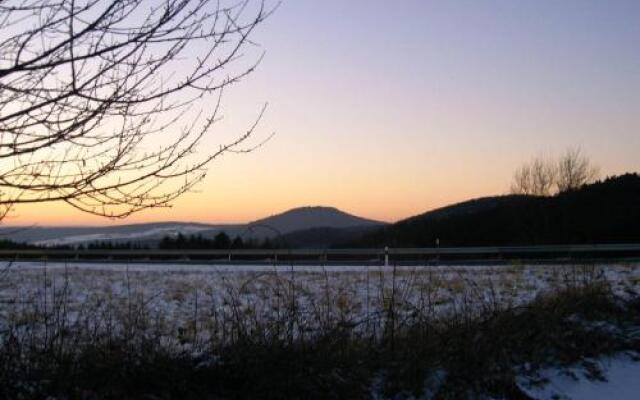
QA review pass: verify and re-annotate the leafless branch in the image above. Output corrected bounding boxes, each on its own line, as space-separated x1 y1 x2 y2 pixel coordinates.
0 0 275 219
511 147 599 196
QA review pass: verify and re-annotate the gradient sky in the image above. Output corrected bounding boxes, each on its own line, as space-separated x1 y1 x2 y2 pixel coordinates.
6 0 640 226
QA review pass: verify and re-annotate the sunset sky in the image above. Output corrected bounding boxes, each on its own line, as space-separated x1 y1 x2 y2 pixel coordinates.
6 0 640 226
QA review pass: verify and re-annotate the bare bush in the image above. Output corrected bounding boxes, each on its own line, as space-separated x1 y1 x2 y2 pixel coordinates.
556 147 600 193
511 163 534 195
511 148 598 196
0 0 273 219
511 157 557 196
530 157 557 196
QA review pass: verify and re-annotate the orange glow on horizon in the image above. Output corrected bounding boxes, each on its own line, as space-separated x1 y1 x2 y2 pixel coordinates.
2 1 639 227
2 182 502 227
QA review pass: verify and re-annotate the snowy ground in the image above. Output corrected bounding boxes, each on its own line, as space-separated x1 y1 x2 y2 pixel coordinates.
518 353 640 400
1 261 639 328
1 261 639 399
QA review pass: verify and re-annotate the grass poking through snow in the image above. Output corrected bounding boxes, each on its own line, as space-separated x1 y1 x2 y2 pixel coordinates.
0 262 639 399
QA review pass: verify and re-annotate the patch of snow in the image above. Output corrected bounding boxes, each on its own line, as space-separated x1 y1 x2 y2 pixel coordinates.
33 225 213 246
518 354 640 400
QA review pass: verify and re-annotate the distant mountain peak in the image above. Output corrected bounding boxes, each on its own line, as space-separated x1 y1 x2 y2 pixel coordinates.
0 205 385 245
272 205 341 213
251 206 384 235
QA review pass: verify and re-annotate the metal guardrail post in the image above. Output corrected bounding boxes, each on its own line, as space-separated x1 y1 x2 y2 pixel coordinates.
384 246 389 268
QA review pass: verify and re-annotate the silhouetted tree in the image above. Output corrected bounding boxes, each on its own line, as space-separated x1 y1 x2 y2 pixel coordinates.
0 0 273 220
511 157 556 196
260 237 273 249
157 232 284 250
175 233 187 249
511 148 598 196
556 147 599 192
231 236 245 249
213 232 231 249
0 239 37 249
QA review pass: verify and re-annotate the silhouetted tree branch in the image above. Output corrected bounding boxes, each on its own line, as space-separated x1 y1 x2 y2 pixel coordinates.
511 147 599 196
0 0 274 219
511 156 556 196
556 147 599 193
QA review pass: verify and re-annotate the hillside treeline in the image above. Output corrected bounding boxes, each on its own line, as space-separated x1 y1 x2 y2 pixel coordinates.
158 232 281 250
345 173 640 247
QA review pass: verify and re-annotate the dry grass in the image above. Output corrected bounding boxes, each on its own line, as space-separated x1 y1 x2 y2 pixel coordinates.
0 262 639 399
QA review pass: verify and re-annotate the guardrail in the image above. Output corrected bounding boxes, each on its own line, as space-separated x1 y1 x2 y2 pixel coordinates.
0 243 639 265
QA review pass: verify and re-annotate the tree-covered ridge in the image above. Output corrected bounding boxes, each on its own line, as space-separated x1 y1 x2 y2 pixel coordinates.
346 173 640 247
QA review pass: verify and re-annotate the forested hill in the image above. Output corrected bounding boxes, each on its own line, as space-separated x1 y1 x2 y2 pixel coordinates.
344 173 640 248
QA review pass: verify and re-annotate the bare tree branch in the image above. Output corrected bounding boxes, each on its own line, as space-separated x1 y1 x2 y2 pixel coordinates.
556 147 599 193
0 0 276 219
511 148 598 196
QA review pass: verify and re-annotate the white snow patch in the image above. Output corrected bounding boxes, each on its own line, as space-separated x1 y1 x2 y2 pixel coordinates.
518 354 640 400
33 225 213 246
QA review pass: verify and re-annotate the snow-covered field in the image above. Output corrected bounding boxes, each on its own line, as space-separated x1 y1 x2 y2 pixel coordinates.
0 262 640 320
1 261 639 399
1 261 639 330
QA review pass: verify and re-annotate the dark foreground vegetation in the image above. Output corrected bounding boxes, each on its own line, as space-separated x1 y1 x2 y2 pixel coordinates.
1 266 638 399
